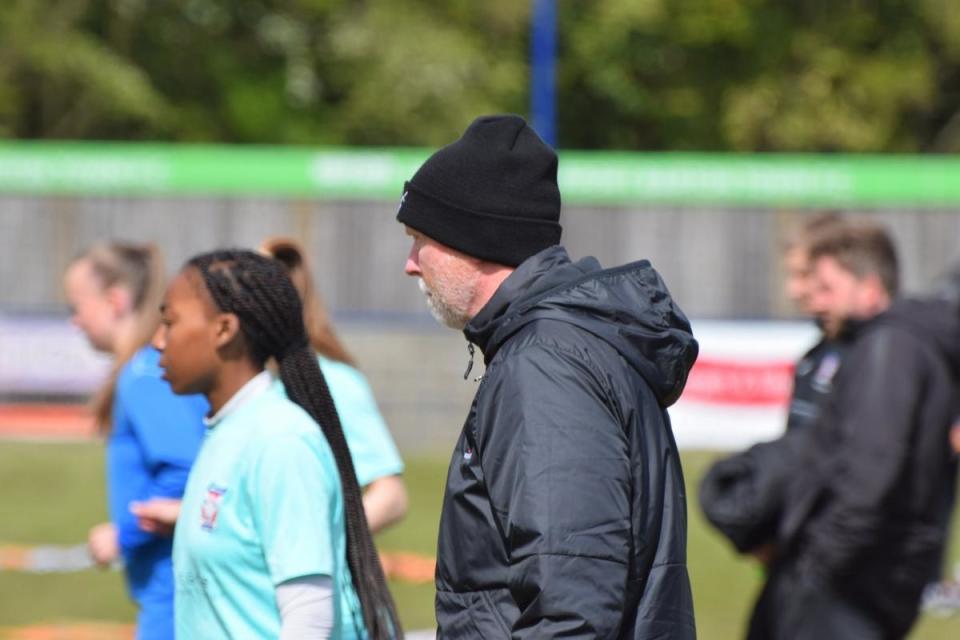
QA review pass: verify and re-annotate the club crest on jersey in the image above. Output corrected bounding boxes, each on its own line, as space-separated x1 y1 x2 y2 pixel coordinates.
812 353 841 392
200 484 227 531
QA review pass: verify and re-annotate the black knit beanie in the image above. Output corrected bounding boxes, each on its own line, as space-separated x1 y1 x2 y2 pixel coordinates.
396 114 562 267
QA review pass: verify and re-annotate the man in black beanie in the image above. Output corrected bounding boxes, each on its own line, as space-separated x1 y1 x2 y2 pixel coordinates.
398 114 698 639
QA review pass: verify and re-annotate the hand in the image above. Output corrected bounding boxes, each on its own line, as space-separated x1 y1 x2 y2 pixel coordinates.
949 421 960 456
130 498 182 537
88 522 119 567
749 543 776 566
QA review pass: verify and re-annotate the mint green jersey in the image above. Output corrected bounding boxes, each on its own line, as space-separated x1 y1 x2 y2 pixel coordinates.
317 356 404 487
173 380 364 639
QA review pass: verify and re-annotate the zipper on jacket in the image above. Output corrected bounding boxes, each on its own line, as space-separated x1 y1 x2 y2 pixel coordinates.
463 342 475 380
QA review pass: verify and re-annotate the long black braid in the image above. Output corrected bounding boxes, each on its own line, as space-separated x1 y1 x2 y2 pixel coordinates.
188 249 401 639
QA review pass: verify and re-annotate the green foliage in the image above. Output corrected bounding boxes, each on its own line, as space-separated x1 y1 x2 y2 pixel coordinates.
559 0 958 151
0 0 958 150
0 0 171 139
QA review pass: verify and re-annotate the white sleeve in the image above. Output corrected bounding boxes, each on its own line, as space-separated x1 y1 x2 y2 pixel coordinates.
276 575 335 639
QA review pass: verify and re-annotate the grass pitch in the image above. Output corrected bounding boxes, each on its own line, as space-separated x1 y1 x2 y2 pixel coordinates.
0 442 957 638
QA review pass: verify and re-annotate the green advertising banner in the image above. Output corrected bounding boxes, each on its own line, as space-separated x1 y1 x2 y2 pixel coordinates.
0 141 958 206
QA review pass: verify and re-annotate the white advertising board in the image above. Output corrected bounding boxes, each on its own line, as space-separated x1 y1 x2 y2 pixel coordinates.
0 314 820 450
0 314 109 395
672 320 820 449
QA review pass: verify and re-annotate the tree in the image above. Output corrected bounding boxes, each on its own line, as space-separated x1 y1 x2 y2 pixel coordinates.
558 0 960 152
77 0 529 145
0 0 169 139
1 0 958 152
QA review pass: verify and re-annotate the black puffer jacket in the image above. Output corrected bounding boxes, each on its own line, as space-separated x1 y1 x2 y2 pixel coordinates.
778 298 960 636
435 246 699 639
698 428 808 554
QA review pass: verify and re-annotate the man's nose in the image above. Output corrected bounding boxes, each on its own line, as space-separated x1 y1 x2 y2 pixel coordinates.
404 246 421 277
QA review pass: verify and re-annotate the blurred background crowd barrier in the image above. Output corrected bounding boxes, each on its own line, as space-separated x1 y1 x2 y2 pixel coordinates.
3 145 960 317
2 143 958 452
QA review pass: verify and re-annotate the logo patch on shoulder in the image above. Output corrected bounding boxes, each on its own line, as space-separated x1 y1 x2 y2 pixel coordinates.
200 484 227 531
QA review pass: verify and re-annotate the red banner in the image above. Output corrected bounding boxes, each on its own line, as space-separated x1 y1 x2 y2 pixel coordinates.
683 358 795 406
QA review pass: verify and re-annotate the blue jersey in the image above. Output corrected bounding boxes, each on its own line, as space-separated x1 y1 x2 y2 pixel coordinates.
107 346 207 639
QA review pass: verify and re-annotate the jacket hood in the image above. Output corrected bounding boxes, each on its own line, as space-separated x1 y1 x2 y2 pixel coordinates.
878 297 960 377
464 246 699 407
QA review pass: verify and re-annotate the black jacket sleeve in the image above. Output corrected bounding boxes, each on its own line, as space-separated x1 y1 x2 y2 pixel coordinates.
477 343 632 639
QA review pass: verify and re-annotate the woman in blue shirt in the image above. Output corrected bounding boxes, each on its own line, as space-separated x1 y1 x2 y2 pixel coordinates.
147 249 399 639
260 236 407 533
63 242 207 640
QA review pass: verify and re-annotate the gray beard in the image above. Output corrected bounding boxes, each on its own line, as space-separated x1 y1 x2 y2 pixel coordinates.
418 278 469 330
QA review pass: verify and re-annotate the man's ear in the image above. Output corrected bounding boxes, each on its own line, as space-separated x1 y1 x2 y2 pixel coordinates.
105 286 134 318
860 274 892 315
214 312 242 349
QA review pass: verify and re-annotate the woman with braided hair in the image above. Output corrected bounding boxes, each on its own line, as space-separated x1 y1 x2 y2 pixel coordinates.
138 249 400 639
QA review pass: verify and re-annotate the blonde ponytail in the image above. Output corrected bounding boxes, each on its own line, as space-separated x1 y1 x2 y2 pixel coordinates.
259 236 356 366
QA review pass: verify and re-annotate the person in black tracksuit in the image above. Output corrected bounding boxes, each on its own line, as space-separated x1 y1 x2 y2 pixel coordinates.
397 115 699 638
748 296 960 639
702 224 960 638
699 215 850 556
745 226 960 639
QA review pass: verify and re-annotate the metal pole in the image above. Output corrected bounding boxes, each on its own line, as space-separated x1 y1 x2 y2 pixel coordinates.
530 0 557 148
